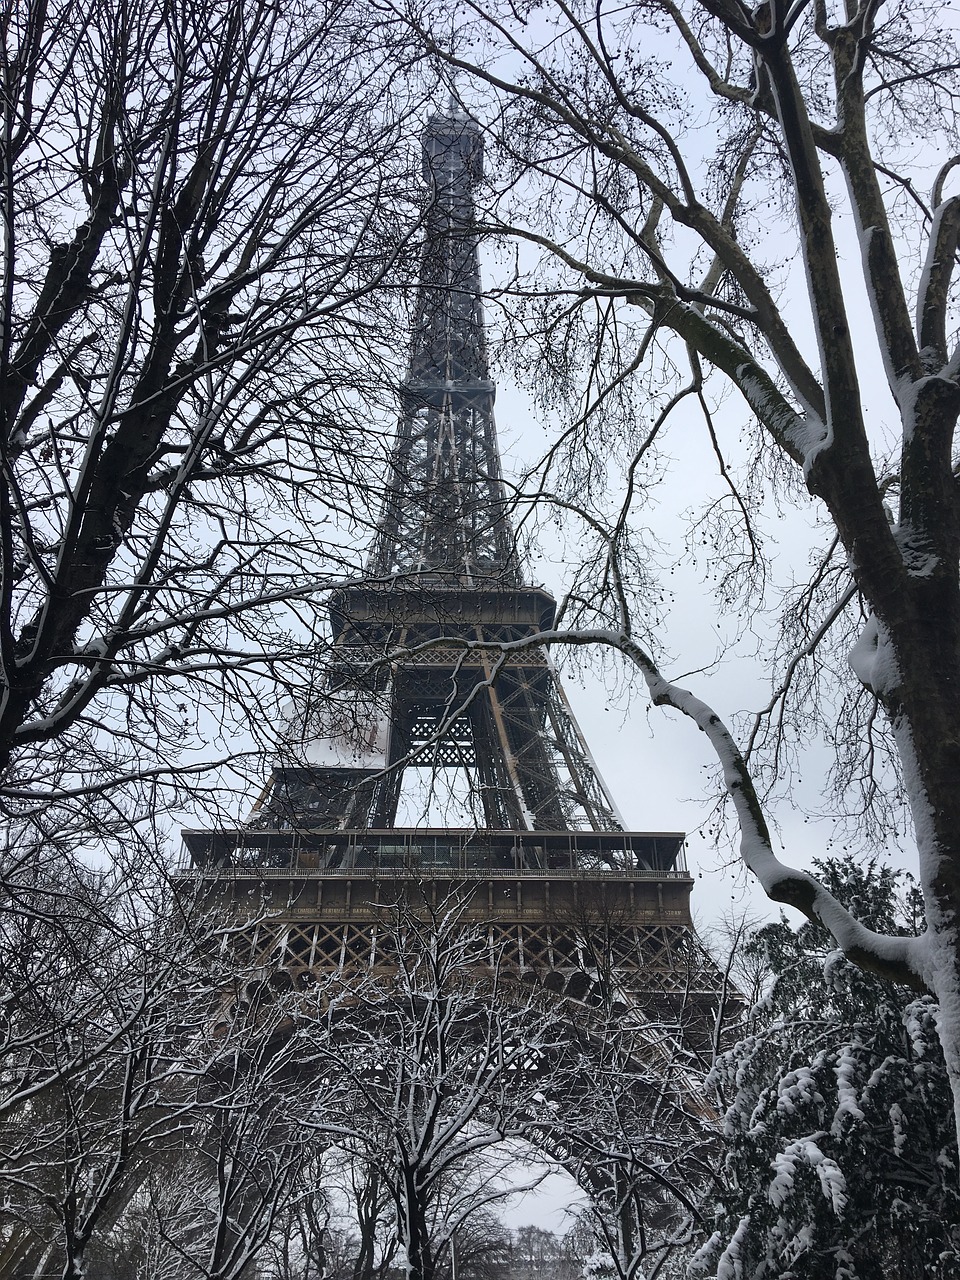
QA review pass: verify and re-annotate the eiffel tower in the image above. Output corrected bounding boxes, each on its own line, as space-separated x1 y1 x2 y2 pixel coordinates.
181 108 719 1018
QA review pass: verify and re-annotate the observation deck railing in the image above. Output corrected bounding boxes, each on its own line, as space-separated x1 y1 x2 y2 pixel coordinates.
178 827 689 878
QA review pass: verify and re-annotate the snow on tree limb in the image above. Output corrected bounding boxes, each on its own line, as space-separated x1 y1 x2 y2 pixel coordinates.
918 195 960 369
601 629 929 992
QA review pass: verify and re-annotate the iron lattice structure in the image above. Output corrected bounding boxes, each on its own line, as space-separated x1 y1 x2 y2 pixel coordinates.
181 109 723 1011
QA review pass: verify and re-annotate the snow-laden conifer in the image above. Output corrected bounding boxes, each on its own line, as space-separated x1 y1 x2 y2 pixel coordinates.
694 858 960 1279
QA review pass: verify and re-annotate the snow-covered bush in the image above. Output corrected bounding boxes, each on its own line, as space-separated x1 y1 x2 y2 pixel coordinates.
582 1249 619 1279
693 857 960 1279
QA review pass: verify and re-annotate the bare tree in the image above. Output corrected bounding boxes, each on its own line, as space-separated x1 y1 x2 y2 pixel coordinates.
0 8 429 1231
136 1028 335 1280
0 850 353 1280
310 895 574 1280
0 0 429 839
380 0 960 1123
510 1224 581 1280
0 846 185 1277
523 933 722 1280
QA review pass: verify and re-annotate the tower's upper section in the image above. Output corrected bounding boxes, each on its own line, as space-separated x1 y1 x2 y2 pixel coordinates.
409 111 488 393
422 108 484 186
368 110 519 585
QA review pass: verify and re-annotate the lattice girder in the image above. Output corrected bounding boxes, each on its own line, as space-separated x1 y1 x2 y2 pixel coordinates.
202 891 729 1073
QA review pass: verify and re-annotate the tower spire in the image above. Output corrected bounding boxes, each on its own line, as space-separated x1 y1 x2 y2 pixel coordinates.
371 110 516 584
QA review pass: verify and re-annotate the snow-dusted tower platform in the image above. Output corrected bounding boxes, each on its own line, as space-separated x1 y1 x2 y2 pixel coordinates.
180 110 719 1011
